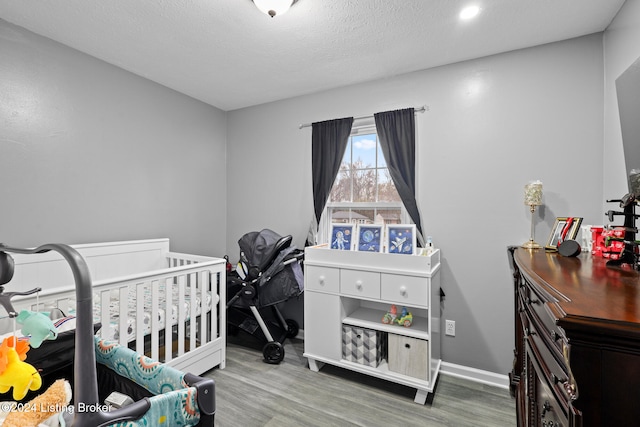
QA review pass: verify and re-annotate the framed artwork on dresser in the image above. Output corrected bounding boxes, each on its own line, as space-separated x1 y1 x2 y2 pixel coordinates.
546 217 583 251
329 223 354 250
356 224 383 252
386 224 417 255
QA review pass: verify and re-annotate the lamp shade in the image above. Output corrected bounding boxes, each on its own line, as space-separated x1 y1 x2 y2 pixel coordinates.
524 181 543 206
254 0 294 17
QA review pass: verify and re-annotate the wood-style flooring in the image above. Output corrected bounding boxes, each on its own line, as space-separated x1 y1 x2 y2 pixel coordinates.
203 334 516 426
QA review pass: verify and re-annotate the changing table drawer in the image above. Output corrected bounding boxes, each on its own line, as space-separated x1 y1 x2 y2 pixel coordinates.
381 273 427 307
340 269 380 299
305 265 340 293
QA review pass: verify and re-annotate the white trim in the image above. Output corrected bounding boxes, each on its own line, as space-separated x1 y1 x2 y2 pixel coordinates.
326 201 404 209
351 120 376 133
439 361 510 390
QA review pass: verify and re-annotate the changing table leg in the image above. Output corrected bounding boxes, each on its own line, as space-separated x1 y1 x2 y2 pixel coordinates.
414 389 428 405
308 358 324 372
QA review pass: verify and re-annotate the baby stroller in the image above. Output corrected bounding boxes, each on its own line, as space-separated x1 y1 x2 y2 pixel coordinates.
226 229 304 364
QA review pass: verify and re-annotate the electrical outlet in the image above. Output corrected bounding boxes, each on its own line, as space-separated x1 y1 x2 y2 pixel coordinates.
445 320 455 336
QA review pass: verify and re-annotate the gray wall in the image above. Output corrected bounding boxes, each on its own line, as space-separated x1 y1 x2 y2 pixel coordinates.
604 0 640 201
0 19 228 256
227 34 605 375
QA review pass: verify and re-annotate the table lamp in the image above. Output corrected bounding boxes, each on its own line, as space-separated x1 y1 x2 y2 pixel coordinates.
523 180 543 249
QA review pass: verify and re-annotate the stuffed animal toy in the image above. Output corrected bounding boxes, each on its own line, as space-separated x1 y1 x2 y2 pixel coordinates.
0 337 30 373
2 379 72 427
0 346 41 401
16 310 58 348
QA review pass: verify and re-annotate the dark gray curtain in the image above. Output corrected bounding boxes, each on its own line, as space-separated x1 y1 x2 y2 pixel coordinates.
308 117 354 244
374 108 424 245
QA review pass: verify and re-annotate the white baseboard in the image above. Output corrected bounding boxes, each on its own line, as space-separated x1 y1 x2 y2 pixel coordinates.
439 361 510 390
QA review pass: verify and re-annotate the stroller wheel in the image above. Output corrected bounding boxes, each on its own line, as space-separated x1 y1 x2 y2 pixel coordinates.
285 319 299 339
263 341 285 364
227 324 239 336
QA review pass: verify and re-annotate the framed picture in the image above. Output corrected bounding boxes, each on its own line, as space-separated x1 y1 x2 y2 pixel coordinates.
386 224 417 255
546 217 583 251
329 223 354 250
356 224 383 252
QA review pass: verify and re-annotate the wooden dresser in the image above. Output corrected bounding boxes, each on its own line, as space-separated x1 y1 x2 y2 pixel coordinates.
508 246 640 427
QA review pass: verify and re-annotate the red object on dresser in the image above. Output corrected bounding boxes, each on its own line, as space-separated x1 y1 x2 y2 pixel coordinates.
598 227 626 260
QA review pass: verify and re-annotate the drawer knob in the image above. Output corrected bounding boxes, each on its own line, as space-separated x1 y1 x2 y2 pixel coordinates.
318 275 325 285
356 280 363 290
399 286 407 296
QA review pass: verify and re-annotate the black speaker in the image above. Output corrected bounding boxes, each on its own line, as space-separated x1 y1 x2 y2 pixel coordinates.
558 240 581 257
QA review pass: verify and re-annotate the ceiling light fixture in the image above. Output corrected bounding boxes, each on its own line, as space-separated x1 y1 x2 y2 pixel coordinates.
253 0 295 18
459 5 480 20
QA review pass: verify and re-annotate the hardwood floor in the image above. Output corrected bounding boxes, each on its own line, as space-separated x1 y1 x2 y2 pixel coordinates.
203 335 516 426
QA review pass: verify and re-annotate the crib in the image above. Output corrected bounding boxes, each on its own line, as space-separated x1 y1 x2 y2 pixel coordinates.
1 239 226 376
0 239 221 426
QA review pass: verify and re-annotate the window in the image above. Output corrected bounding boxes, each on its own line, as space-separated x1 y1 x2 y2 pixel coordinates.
320 126 410 242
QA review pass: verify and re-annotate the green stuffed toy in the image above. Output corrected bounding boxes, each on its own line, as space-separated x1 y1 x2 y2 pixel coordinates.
16 310 58 348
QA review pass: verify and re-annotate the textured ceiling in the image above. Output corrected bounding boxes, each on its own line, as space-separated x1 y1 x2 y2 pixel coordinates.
0 0 627 111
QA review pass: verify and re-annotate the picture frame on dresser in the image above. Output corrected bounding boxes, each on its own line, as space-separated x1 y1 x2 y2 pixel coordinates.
329 223 354 250
386 224 417 255
545 217 583 251
355 224 383 252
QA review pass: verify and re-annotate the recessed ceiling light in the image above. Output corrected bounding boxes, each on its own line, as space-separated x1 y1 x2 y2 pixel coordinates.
460 5 480 20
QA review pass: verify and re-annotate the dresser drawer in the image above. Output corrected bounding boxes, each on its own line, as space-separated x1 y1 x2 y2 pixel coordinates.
305 265 340 293
520 280 566 358
527 336 571 427
340 269 380 299
529 324 576 411
532 356 569 427
381 273 427 307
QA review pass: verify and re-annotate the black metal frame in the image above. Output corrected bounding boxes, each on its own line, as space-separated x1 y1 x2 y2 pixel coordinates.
605 195 640 269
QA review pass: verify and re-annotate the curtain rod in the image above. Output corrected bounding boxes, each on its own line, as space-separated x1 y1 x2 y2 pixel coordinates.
298 105 429 129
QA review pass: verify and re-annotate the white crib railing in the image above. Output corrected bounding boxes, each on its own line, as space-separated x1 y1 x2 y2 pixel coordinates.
91 256 226 374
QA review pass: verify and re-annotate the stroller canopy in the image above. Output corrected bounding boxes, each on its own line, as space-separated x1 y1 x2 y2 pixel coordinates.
239 229 291 271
